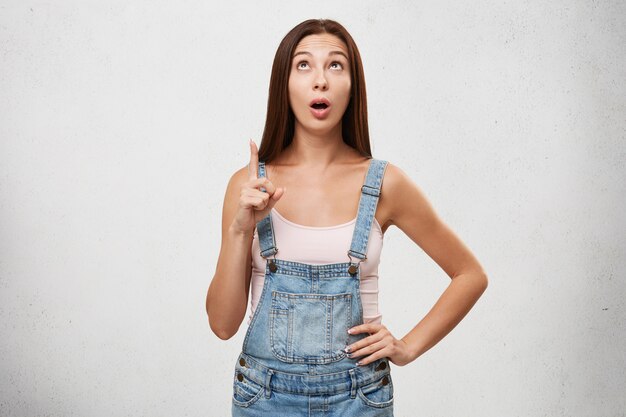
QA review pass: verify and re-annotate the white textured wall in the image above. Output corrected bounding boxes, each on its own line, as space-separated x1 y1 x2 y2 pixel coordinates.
1 1 624 416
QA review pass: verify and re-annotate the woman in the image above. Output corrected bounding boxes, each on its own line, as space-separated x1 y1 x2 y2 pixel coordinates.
206 18 488 416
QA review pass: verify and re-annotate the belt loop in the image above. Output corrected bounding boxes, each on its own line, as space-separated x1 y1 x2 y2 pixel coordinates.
264 369 274 398
348 368 357 399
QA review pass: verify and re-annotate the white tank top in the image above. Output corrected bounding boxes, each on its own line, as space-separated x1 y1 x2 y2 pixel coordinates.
248 207 384 325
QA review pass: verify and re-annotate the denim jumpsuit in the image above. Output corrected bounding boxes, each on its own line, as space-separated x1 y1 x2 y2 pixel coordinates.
232 158 394 417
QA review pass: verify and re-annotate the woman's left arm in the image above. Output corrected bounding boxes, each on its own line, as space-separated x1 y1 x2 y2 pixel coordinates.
345 163 488 367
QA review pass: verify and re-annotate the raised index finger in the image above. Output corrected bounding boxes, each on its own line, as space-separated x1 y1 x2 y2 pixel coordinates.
248 139 259 180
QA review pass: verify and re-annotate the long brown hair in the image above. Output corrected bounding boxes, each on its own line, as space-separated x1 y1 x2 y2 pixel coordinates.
257 19 372 163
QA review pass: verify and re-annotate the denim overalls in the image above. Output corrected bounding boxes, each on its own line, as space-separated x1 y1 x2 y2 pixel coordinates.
232 158 394 417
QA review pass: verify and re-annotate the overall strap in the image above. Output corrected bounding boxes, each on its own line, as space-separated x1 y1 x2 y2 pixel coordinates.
348 158 388 261
256 161 279 258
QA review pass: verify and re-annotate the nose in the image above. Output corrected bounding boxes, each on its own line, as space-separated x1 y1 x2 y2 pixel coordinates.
313 71 328 91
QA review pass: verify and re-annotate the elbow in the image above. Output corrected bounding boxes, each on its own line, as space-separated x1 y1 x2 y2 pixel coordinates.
205 291 245 340
461 270 488 292
207 316 236 340
205 293 233 340
214 328 235 341
479 272 489 292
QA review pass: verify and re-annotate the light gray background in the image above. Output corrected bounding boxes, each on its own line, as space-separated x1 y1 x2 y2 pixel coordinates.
1 1 624 416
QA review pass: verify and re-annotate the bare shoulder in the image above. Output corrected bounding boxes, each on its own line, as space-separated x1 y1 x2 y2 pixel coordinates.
224 164 250 205
379 161 437 232
229 164 251 186
380 161 410 195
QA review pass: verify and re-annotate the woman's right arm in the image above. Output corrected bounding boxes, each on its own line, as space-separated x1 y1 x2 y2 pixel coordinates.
206 166 254 340
205 140 284 340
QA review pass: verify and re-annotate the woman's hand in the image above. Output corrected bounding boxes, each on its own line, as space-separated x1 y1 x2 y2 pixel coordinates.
344 323 415 367
230 139 286 234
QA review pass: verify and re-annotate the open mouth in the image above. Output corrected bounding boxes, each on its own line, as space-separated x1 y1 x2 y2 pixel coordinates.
311 102 329 110
309 98 331 119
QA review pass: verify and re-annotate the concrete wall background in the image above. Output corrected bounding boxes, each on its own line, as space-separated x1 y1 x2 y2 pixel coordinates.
1 1 624 416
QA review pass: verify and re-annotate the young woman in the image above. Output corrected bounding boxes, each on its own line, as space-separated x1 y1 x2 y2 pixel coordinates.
206 18 488 416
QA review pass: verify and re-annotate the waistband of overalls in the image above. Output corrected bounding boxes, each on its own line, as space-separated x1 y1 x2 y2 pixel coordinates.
236 351 391 397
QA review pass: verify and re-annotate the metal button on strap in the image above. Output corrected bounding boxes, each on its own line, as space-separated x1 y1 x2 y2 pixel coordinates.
348 264 357 275
381 376 389 386
239 358 246 367
237 373 244 382
375 361 387 371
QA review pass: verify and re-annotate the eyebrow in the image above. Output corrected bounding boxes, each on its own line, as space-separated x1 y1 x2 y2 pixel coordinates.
292 50 349 61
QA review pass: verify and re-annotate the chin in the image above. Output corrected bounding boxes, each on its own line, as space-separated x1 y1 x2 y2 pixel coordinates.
303 123 340 135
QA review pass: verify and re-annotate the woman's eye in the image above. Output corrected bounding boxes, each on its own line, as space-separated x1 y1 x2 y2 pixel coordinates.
296 61 343 70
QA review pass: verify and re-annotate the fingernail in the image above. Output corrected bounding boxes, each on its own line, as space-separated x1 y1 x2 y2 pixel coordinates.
347 329 353 334
356 361 362 366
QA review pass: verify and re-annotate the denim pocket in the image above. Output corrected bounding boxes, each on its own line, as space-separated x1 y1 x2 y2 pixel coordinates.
269 290 352 364
357 374 394 409
232 370 264 408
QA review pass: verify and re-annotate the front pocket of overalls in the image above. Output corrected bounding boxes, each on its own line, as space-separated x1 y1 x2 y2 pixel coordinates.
357 374 394 409
232 370 264 408
269 291 352 364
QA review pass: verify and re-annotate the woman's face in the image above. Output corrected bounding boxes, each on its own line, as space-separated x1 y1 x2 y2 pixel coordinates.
288 33 351 135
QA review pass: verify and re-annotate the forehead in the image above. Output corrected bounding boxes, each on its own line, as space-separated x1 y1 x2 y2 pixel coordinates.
293 33 348 54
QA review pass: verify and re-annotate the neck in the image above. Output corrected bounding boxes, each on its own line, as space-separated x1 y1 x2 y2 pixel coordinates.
285 123 349 168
